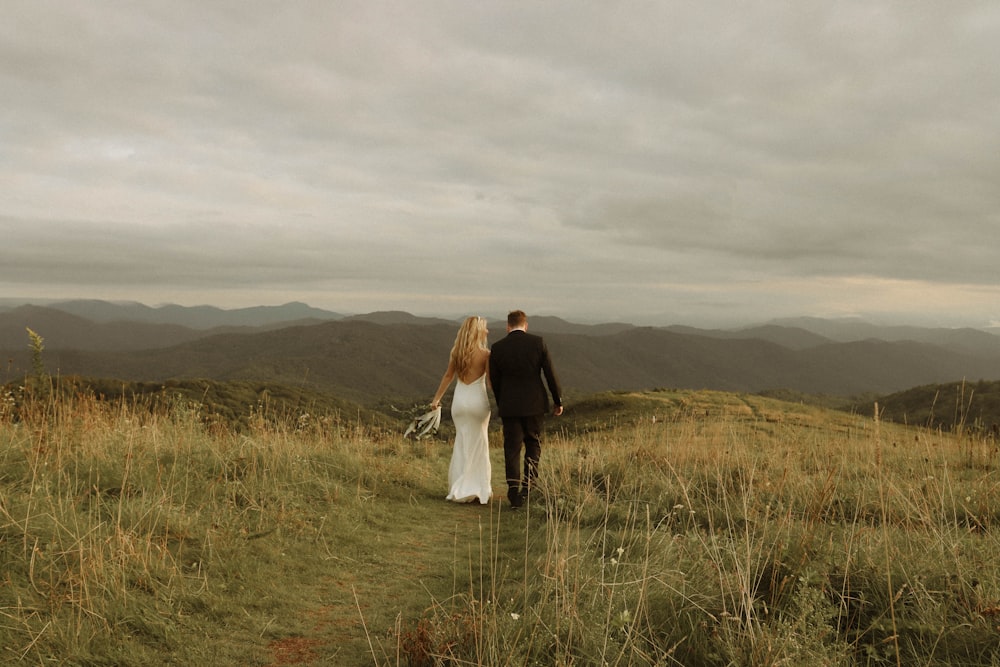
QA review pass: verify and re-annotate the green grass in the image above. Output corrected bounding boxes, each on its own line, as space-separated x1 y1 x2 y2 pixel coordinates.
2 388 1000 665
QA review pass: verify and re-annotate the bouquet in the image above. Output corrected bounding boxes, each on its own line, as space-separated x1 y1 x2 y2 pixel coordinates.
403 406 441 440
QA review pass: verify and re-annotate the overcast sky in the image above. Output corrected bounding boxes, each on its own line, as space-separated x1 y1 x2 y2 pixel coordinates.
4 2 1000 327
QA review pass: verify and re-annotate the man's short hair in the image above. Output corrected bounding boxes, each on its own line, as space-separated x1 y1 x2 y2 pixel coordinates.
507 310 527 328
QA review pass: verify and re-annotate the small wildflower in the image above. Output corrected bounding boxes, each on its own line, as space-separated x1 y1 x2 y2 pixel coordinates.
510 613 520 621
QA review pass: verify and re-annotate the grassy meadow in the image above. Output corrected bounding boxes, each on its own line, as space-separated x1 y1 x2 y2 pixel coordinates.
2 386 1000 665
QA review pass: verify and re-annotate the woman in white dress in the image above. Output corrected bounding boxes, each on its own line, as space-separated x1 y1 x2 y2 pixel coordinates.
430 316 493 504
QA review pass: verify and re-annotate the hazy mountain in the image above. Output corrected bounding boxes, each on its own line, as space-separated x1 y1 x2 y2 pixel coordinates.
46 299 344 329
3 320 454 405
344 311 457 326
0 304 337 352
6 318 1000 403
664 324 832 351
344 312 635 336
0 305 209 351
768 316 1000 356
0 305 635 354
5 301 1000 404
514 316 635 336
553 328 1000 397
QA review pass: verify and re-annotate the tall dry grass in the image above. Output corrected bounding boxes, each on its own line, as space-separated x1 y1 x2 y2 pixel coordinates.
404 392 1000 666
2 387 999 665
0 388 416 664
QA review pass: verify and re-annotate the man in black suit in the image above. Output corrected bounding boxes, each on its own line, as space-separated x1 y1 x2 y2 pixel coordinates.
489 310 563 508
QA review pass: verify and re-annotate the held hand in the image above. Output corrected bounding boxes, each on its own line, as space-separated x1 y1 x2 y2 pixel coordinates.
553 405 564 417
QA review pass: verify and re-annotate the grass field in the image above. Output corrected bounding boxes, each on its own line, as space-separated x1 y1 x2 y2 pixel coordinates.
2 387 999 665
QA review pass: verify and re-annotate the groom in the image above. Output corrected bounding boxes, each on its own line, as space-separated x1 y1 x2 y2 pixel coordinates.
489 310 563 508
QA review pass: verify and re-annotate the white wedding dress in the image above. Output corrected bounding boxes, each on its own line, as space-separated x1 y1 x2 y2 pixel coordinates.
446 373 492 504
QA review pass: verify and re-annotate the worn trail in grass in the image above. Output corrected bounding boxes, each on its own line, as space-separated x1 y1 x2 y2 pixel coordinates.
263 475 534 667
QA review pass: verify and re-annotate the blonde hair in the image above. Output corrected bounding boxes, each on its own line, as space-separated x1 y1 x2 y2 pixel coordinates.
450 316 489 377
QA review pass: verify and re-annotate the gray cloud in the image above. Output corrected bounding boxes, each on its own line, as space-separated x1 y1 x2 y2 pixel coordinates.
3 1 1000 326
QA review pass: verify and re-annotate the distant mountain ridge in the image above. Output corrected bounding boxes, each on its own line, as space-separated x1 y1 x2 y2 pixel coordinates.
3 300 1000 404
0 304 345 352
343 311 457 326
44 299 345 329
0 302 636 351
0 305 209 351
4 303 1000 403
767 316 1000 357
664 324 832 351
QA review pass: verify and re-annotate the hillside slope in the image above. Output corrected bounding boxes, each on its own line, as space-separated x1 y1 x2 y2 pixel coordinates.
6 319 1000 405
850 379 1000 432
0 305 209 351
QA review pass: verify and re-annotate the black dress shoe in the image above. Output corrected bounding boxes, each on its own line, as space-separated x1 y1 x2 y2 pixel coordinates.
509 491 524 508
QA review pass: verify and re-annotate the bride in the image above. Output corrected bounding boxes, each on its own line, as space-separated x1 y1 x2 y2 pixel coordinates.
430 316 493 504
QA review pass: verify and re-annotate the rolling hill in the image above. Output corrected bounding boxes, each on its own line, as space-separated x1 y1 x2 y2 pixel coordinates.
43 299 345 329
0 305 211 351
5 304 1000 408
848 378 1000 432
768 316 1000 357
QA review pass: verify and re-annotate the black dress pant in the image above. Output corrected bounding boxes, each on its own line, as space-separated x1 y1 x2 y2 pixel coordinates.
502 414 543 497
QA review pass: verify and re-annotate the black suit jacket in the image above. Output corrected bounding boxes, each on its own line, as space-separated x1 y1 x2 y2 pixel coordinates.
489 330 562 418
